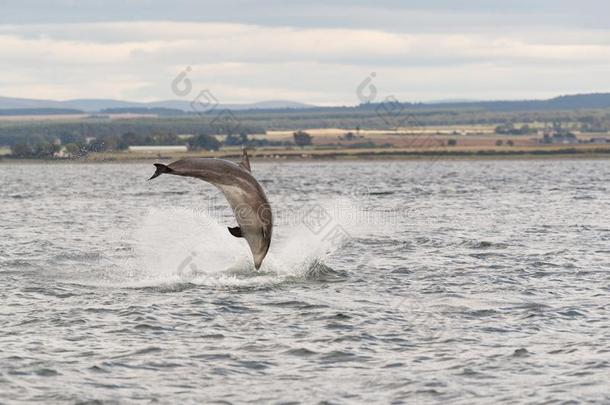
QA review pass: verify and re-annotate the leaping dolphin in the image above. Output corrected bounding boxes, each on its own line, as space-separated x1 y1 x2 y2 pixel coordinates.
148 149 272 270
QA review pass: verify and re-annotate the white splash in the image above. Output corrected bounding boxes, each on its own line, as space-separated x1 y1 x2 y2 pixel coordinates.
88 197 378 288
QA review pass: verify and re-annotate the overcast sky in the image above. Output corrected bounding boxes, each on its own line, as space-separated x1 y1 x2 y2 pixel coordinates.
1 0 610 104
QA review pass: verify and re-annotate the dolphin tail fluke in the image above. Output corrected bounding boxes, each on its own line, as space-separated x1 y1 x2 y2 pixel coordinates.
149 163 173 180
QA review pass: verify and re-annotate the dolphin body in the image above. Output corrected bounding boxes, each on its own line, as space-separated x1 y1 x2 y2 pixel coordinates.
149 149 272 269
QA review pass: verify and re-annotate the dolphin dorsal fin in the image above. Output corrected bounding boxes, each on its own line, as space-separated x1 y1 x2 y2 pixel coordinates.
239 148 251 172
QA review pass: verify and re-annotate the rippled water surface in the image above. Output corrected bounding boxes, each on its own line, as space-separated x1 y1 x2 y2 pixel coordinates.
1 159 609 404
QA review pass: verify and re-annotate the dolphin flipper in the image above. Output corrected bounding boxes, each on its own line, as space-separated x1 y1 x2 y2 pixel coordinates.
228 226 243 238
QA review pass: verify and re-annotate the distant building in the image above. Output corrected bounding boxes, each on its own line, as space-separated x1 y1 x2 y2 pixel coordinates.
540 131 579 144
128 145 188 153
53 148 68 158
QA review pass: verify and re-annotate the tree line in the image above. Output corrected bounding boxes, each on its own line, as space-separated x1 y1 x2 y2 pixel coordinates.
2 108 610 149
7 130 312 158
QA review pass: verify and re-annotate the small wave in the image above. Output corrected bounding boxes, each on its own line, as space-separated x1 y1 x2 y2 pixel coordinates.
512 348 531 358
0 258 38 269
284 348 317 357
459 240 510 249
6 193 40 199
369 191 395 196
128 191 190 197
301 259 348 282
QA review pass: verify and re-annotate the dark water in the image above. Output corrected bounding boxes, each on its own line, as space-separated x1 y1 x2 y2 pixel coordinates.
1 159 609 404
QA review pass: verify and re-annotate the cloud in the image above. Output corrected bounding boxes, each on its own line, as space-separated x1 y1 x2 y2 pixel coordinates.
2 1 610 30
1 14 610 103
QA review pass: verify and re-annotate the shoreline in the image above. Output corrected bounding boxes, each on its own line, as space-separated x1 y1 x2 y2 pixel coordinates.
2 148 610 164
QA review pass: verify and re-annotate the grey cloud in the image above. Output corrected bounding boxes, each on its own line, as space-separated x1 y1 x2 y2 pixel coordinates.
1 1 610 103
1 0 609 30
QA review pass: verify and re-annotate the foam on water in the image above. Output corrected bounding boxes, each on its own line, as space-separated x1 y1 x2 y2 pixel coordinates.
82 198 368 288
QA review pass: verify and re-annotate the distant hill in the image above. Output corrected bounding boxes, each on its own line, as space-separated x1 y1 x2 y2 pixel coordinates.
417 93 610 112
0 96 314 112
100 107 188 116
2 93 610 116
0 97 67 110
0 108 84 116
